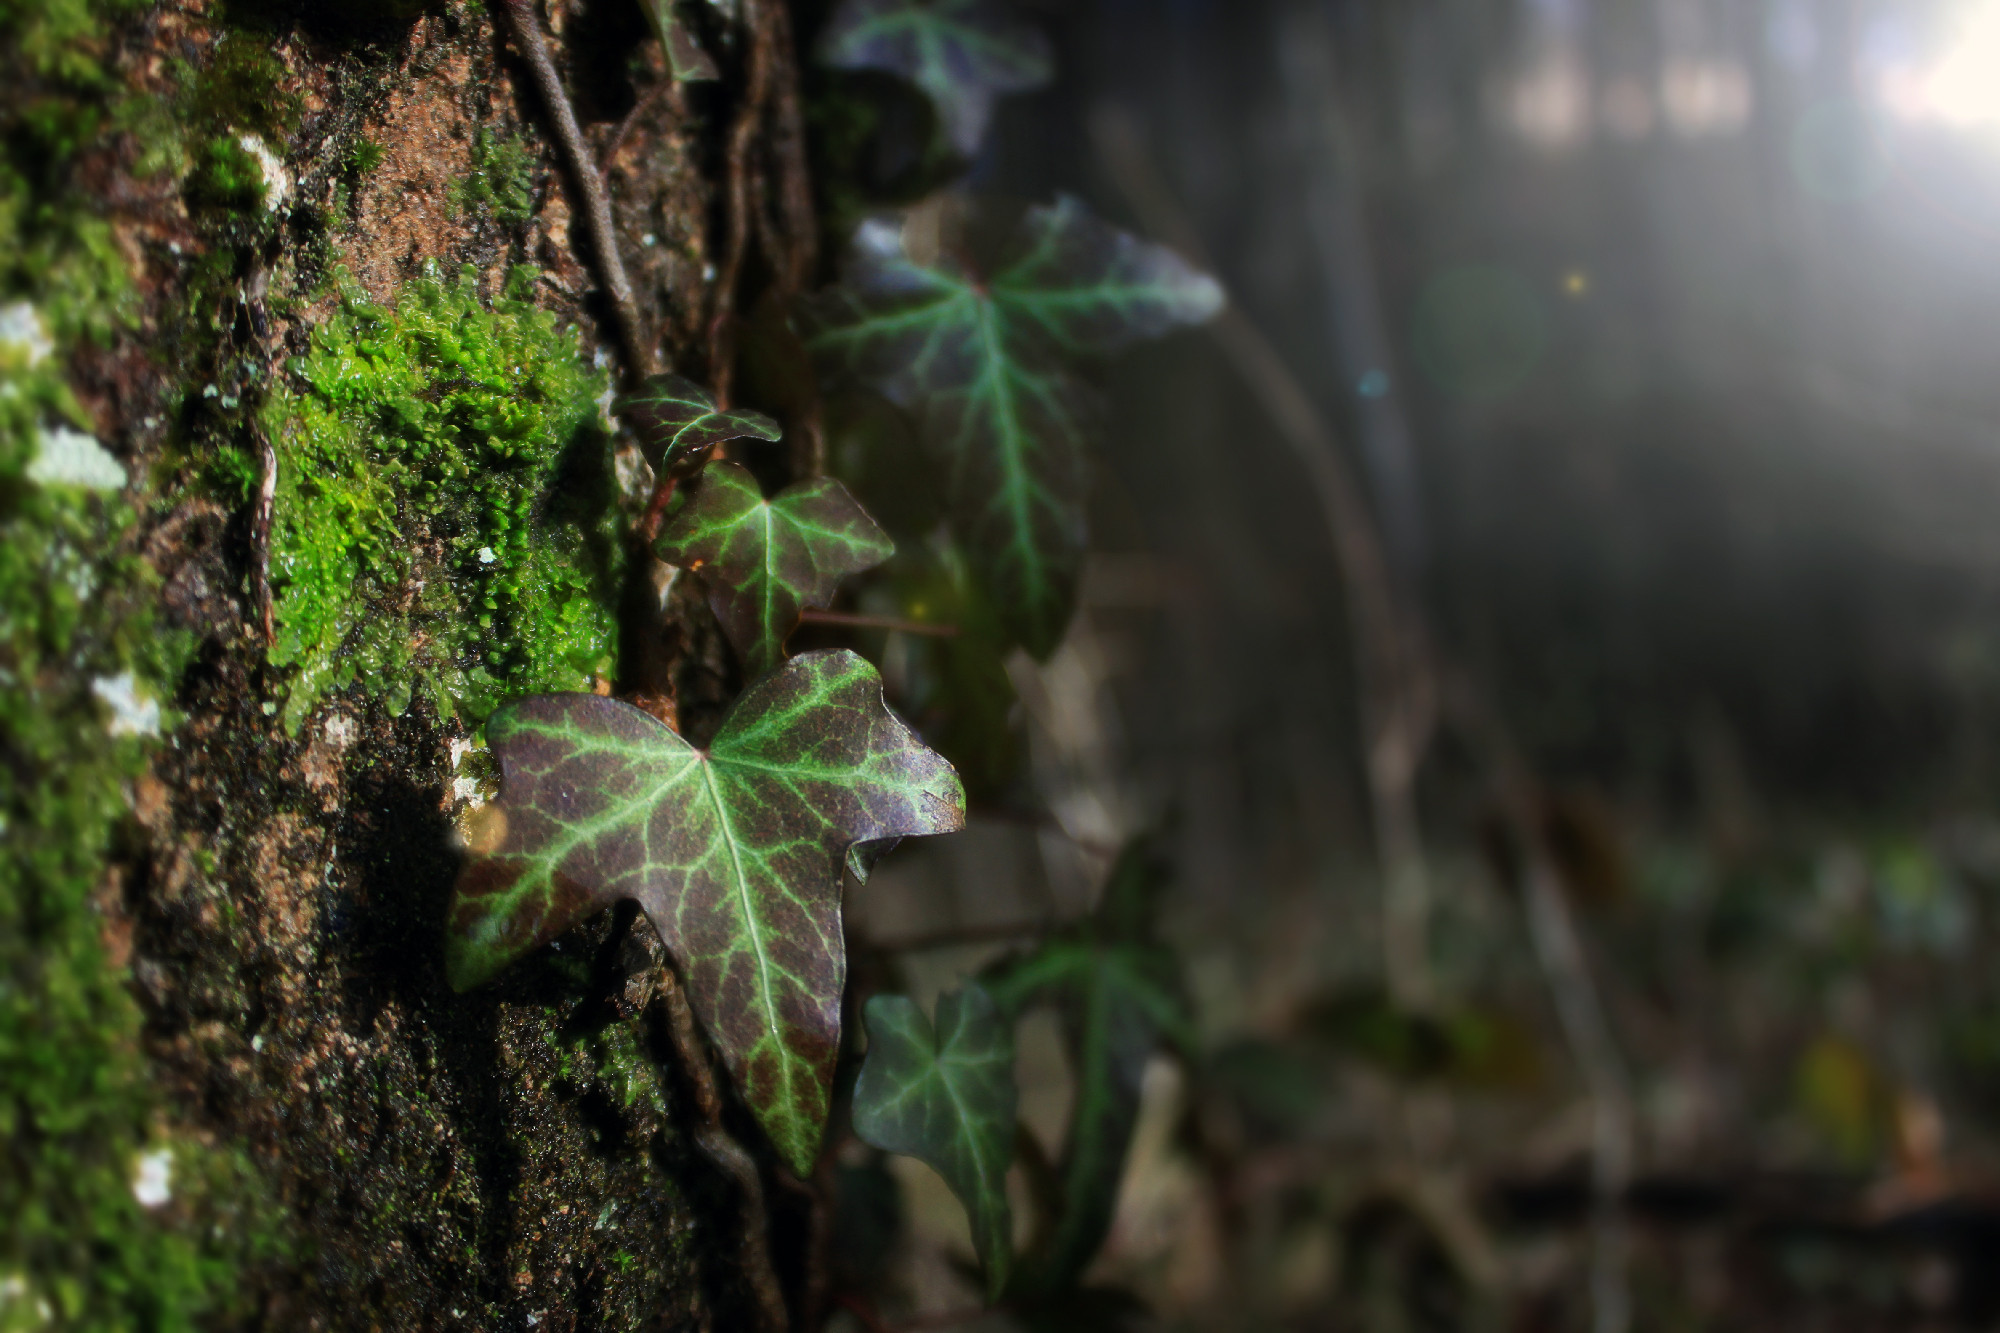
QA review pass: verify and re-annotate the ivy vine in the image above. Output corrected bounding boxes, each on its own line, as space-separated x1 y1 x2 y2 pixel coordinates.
446 0 1224 1319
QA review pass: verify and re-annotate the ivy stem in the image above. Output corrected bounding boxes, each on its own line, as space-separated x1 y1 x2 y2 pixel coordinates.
495 0 657 381
636 470 678 545
656 965 791 1332
795 609 959 637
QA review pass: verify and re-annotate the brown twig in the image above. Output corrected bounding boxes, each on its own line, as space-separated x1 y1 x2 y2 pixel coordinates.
250 419 277 646
796 609 960 637
600 78 674 183
495 0 657 381
1092 106 1439 1009
705 0 774 404
656 965 790 1332
635 470 679 546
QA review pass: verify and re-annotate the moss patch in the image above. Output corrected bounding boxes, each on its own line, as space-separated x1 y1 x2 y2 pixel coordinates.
265 262 623 733
451 126 536 228
1 2 288 1326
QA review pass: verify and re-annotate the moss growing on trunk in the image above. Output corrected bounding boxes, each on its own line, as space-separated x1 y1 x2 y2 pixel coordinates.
265 264 624 734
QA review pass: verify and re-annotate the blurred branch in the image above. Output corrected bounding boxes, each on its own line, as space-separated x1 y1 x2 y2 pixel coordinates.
797 608 960 637
1091 105 1438 1008
1457 686 1633 1333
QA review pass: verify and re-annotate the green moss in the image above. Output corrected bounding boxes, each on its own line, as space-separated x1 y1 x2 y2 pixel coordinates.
451 127 536 228
3 5 290 1326
183 134 268 213
265 262 623 732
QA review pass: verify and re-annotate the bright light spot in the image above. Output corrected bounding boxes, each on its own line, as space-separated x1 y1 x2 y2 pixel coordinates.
1505 53 1592 150
132 1148 173 1208
1906 2 2000 129
1660 59 1754 138
1564 270 1590 297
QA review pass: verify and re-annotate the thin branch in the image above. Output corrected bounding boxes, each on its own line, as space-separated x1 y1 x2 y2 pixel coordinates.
1092 106 1438 1008
495 0 657 381
1520 840 1632 1333
795 608 960 637
600 78 674 183
250 417 277 647
656 965 790 1332
1456 684 1632 1333
706 0 775 404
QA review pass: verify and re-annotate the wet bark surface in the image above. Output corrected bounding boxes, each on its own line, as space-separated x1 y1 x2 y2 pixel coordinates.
91 2 806 1326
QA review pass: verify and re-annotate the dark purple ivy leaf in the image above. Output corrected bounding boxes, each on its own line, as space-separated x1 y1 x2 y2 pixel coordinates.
653 460 895 677
447 650 966 1173
619 373 782 473
807 196 1223 657
817 0 1053 156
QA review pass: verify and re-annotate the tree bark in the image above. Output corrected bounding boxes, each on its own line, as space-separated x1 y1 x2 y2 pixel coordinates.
53 1 813 1326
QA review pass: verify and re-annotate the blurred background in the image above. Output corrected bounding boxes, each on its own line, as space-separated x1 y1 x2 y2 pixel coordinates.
817 0 2000 1328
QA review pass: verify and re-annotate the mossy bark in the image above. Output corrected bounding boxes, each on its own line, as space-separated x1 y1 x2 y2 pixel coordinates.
32 1 813 1327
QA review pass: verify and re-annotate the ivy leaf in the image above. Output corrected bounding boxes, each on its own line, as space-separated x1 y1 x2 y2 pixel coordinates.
618 373 781 473
852 984 1017 1299
808 196 1223 656
982 838 1194 1294
818 0 1053 156
640 0 720 81
654 460 895 676
448 649 966 1173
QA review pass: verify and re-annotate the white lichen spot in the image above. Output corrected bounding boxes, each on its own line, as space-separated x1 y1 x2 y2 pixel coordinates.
613 441 655 507
0 302 52 367
91 672 161 738
0 1271 52 1326
28 424 125 491
322 711 357 749
237 133 291 211
478 546 498 565
131 1148 173 1208
251 1034 265 1053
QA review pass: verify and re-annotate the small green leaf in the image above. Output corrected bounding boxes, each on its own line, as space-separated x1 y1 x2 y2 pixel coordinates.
449 649 966 1173
852 984 1017 1299
641 0 720 81
808 196 1222 656
618 373 781 473
654 460 896 676
818 0 1053 156
982 839 1193 1294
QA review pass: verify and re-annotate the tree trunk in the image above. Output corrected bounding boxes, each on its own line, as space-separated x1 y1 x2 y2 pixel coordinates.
4 1 813 1327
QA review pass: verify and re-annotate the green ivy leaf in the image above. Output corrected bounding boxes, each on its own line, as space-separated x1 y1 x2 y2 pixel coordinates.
817 0 1053 156
808 196 1222 656
654 460 896 676
982 839 1194 1294
448 649 966 1173
618 373 781 473
852 984 1017 1299
640 0 720 81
